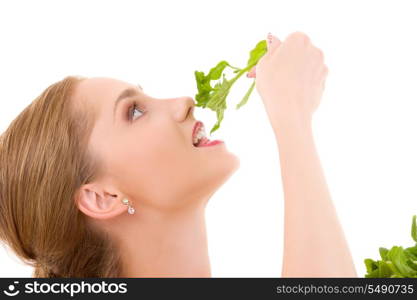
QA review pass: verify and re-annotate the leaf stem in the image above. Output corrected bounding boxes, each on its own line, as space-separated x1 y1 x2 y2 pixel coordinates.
229 63 255 85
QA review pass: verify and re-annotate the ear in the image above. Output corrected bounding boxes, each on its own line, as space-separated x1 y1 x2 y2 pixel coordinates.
75 183 127 220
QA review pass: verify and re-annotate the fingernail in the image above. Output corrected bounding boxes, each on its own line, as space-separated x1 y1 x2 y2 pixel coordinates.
267 32 273 44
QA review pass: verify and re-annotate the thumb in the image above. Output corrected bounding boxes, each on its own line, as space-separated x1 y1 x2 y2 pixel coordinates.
247 32 281 78
266 32 281 55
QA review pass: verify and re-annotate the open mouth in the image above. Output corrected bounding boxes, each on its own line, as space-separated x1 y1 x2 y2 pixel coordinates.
191 121 224 147
192 121 209 147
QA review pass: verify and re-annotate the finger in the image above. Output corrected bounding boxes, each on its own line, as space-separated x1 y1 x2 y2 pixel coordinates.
247 33 281 78
322 67 328 89
247 66 256 78
321 65 329 80
266 32 282 56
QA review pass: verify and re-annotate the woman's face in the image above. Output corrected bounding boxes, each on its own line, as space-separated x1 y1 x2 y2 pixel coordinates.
73 77 240 211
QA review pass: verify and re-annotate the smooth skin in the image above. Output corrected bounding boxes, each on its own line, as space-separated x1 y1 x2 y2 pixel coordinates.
249 32 357 277
72 77 240 277
72 31 356 277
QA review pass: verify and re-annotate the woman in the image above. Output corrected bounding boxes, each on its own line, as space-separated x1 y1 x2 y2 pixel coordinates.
0 32 357 277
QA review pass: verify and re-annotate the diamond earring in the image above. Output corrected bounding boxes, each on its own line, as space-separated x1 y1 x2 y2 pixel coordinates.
121 198 135 215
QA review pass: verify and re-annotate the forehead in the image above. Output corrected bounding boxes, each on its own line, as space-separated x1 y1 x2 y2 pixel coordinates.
73 77 131 108
71 78 135 154
73 77 134 113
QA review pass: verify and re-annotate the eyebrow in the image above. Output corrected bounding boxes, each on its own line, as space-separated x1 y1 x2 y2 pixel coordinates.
113 84 144 122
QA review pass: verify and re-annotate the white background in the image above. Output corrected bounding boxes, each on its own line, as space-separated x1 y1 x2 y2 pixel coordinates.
1 0 417 277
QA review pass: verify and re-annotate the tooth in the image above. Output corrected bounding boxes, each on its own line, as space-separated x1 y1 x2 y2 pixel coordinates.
193 124 207 145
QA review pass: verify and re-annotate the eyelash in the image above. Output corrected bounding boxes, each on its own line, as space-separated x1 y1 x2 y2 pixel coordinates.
127 101 146 122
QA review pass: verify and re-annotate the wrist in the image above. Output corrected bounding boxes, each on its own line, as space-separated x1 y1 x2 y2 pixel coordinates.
270 112 313 138
260 95 312 131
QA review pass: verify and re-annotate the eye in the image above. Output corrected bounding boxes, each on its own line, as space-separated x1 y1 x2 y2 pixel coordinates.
128 101 146 121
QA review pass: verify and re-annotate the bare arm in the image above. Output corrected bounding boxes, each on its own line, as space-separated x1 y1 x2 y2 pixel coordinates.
274 119 357 277
251 31 357 277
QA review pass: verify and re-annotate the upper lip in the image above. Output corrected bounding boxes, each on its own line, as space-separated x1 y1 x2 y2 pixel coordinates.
192 121 204 145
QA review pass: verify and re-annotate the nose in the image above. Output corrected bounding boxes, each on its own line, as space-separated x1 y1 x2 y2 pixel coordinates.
171 96 195 122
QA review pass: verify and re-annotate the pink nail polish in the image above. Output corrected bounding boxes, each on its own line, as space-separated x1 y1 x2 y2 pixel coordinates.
267 32 273 44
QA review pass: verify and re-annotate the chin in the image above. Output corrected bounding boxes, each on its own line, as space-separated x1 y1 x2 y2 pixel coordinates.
212 151 241 188
185 150 240 206
228 151 241 173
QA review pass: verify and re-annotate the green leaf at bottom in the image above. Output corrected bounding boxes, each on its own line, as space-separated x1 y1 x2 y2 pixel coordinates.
236 80 256 110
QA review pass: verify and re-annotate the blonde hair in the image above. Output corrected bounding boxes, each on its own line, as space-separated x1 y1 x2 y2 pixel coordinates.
0 76 123 277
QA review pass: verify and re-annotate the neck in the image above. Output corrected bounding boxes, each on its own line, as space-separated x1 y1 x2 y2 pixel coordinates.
118 203 211 277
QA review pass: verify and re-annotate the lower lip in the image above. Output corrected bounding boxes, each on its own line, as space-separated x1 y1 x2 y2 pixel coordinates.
196 138 224 147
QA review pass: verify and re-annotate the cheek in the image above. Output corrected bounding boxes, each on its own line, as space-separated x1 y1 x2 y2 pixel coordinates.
117 130 196 204
107 127 239 210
